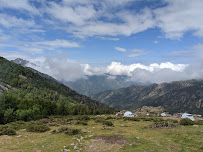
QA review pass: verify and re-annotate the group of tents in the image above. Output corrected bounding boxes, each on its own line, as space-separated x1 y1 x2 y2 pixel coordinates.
123 111 196 121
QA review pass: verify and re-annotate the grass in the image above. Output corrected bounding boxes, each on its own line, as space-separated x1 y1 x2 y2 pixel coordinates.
0 115 202 152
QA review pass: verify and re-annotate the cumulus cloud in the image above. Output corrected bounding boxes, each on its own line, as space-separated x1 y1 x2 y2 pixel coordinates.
154 0 203 39
2 51 203 84
0 13 36 28
0 0 203 39
0 0 39 15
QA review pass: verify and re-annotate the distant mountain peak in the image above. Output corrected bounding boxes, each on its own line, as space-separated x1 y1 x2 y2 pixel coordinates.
12 58 38 67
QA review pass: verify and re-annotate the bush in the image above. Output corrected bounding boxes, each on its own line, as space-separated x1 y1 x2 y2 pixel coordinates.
94 118 105 123
152 118 164 122
26 122 50 132
103 120 114 126
7 121 26 130
65 128 80 135
123 117 140 121
145 122 176 129
74 121 88 125
0 125 16 135
51 127 69 134
78 115 90 121
194 120 203 125
180 118 194 126
105 116 114 120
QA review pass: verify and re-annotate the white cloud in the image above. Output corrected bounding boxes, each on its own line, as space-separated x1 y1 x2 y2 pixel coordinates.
154 40 159 44
34 39 80 48
0 13 36 28
0 0 202 39
154 0 203 39
127 49 146 57
115 47 147 57
0 0 39 14
115 47 127 52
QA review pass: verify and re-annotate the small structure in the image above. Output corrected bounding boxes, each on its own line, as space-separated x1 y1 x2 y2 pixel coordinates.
161 113 166 117
123 111 134 117
181 113 195 121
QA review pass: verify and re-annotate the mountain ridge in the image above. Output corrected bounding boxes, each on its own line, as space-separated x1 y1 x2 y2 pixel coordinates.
0 56 112 112
92 80 203 114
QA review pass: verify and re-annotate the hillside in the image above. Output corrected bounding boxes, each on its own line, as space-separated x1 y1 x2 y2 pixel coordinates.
92 80 203 114
0 57 113 123
66 74 138 96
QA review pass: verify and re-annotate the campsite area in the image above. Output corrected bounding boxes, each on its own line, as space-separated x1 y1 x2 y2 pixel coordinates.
0 115 203 152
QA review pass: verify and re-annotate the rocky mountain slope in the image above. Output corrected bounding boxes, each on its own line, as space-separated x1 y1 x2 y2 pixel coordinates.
92 80 203 114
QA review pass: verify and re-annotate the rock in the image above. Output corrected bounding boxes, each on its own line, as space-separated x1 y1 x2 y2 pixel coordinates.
42 145 45 148
74 145 78 150
89 135 93 137
80 136 84 140
136 137 140 139
82 130 87 133
102 125 112 130
193 125 199 127
64 146 67 149
70 143 74 146
77 139 80 142
17 135 22 138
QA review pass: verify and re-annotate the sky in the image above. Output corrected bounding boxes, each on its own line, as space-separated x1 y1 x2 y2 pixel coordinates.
0 0 203 83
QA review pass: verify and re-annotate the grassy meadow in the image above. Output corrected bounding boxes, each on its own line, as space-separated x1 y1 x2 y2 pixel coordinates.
0 115 202 152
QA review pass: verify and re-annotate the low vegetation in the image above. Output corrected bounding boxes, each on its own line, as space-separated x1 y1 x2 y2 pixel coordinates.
0 125 16 135
180 118 194 126
26 122 50 133
0 115 202 152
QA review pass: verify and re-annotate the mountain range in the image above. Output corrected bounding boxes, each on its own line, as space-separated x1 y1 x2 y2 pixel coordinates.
11 58 203 115
92 80 203 114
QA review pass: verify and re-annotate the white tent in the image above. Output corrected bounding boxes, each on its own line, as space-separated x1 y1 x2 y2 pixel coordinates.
161 113 166 117
181 113 195 121
124 111 134 117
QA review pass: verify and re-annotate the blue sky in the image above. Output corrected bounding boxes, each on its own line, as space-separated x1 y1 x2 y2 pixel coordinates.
0 0 203 82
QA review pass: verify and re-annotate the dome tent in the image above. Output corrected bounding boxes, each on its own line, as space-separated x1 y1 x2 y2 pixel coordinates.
181 113 195 121
161 113 166 117
124 111 134 117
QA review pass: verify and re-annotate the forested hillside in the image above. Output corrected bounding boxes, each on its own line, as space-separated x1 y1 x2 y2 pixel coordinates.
0 57 113 124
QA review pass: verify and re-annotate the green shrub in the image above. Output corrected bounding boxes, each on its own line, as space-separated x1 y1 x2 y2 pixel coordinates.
94 118 105 123
7 121 26 130
180 118 194 126
75 121 88 125
65 128 80 135
51 127 69 134
26 122 50 132
145 122 176 129
78 115 90 121
103 120 114 126
194 120 203 125
123 117 140 121
105 116 114 120
0 125 16 135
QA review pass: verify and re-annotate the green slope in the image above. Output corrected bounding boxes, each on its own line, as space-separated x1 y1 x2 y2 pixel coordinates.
0 57 113 123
